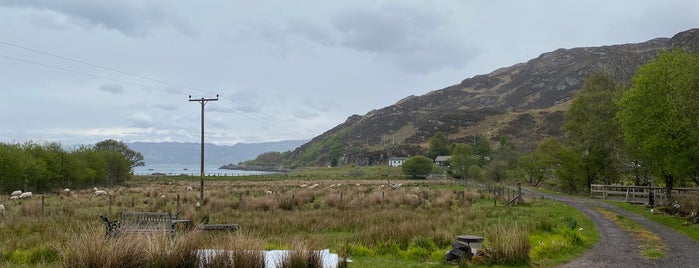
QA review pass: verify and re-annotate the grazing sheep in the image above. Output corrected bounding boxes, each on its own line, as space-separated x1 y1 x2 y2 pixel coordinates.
186 186 194 191
95 190 108 196
308 184 319 189
19 192 33 199
93 187 99 191
63 188 70 193
10 190 21 197
300 184 308 188
9 196 19 201
0 204 4 217
265 190 274 195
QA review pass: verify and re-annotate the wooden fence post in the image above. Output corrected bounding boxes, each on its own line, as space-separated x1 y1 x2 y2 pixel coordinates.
517 182 522 205
41 195 45 216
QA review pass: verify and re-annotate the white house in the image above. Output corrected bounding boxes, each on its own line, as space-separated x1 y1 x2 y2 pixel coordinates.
388 157 408 167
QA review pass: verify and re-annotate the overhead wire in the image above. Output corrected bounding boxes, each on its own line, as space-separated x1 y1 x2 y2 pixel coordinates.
0 41 317 140
0 40 210 95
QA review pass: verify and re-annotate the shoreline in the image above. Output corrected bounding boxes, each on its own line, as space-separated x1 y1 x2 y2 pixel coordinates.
218 164 291 173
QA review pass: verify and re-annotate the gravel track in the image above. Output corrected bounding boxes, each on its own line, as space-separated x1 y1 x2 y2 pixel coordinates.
527 190 699 267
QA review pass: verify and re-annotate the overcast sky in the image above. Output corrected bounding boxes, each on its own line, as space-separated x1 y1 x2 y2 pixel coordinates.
1 1 697 146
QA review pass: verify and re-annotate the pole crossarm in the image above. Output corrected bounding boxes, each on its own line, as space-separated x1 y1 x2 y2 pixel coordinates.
189 94 219 206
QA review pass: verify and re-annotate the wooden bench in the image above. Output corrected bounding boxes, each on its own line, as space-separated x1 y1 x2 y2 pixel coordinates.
100 211 181 237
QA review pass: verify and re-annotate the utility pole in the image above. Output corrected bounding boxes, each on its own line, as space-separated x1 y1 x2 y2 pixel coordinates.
189 94 219 206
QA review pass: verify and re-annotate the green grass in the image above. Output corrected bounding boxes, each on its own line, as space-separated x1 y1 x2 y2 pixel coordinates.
609 202 699 243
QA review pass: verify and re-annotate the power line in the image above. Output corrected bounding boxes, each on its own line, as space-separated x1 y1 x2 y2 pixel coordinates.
0 40 210 94
0 53 178 93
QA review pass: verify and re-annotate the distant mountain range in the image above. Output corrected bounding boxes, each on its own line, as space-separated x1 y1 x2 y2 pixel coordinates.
126 140 307 166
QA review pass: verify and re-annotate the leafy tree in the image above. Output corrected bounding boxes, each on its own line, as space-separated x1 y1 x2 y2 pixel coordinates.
484 160 508 182
427 132 450 159
537 138 586 193
617 50 699 199
473 135 492 167
564 73 624 190
401 155 434 179
518 152 549 187
0 143 27 192
94 139 145 168
448 143 476 179
98 150 131 186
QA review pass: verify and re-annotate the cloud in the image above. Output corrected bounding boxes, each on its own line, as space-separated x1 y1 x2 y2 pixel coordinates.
0 0 196 38
326 3 477 73
99 83 124 94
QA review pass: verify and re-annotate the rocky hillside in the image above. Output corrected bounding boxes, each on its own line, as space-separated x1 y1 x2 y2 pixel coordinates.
286 28 699 167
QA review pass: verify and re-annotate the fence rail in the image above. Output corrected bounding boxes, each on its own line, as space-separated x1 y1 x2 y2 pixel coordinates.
590 184 699 205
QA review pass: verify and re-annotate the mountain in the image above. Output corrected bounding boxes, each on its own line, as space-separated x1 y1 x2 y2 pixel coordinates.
283 28 699 167
127 140 307 165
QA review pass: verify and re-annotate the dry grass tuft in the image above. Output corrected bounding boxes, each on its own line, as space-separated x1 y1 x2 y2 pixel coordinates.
483 224 531 265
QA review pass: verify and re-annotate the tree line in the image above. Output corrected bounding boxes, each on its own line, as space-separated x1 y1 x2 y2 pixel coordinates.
405 49 699 199
0 139 144 193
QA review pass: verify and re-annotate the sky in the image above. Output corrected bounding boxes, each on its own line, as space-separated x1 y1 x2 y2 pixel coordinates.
1 1 698 146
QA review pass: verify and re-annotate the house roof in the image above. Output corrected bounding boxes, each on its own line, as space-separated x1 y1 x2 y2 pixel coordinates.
434 155 452 161
388 157 408 161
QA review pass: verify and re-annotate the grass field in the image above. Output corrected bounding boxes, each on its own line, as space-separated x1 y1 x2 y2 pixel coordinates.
0 173 598 267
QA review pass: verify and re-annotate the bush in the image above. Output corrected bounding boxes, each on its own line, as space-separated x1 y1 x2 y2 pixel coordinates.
401 156 434 179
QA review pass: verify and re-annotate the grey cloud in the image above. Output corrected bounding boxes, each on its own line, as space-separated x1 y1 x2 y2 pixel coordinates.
325 3 477 73
0 0 196 38
99 83 124 94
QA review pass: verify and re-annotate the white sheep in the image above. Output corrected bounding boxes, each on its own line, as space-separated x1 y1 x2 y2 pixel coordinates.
186 186 194 191
406 194 419 199
9 196 19 201
0 204 4 217
300 184 308 188
265 190 274 195
63 188 70 193
19 192 33 199
93 187 99 191
308 184 319 189
95 190 108 196
10 190 21 197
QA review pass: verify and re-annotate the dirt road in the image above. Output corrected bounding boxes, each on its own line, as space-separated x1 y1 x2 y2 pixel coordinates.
528 191 699 267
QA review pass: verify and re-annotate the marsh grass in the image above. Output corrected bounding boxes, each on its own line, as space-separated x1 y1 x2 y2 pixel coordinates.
60 227 200 268
276 241 325 268
0 178 597 267
484 224 531 265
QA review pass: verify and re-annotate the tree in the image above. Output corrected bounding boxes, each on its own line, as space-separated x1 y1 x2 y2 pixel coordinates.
94 139 145 168
518 152 549 187
617 50 699 199
401 155 434 179
448 143 476 179
473 135 492 167
537 138 586 193
427 132 450 159
564 73 624 191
